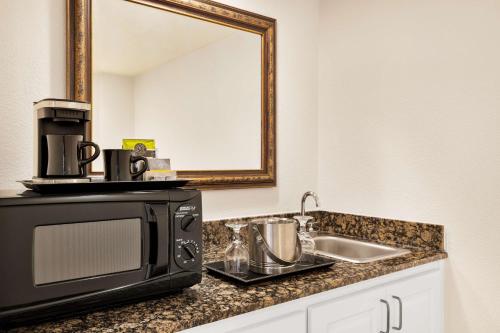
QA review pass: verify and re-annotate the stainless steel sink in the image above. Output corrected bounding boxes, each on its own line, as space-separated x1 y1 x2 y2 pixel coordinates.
313 234 410 263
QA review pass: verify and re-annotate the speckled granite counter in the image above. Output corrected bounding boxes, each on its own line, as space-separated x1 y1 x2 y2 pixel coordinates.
9 211 447 333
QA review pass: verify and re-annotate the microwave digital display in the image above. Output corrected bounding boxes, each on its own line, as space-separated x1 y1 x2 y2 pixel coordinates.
33 218 142 285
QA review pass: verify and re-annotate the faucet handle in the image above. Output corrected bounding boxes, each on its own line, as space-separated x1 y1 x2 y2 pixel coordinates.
293 215 313 228
307 221 319 233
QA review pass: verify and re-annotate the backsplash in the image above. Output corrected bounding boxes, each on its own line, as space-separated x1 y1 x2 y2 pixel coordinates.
321 212 444 251
202 211 444 261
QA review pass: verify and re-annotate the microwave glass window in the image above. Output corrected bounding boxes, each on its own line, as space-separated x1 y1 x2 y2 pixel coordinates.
33 218 142 285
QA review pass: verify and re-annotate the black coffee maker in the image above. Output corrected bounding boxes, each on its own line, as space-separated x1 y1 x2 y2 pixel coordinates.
33 99 100 181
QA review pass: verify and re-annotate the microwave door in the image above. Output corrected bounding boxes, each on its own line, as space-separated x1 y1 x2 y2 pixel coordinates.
0 202 151 311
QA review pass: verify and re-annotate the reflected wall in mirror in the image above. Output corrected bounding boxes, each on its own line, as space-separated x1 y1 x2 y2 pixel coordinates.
67 0 276 189
93 0 261 171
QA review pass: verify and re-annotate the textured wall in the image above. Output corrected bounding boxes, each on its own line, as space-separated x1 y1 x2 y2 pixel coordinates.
0 0 65 187
317 1 500 332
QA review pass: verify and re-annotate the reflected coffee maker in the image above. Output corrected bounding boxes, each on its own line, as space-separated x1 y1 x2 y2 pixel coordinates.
33 99 100 182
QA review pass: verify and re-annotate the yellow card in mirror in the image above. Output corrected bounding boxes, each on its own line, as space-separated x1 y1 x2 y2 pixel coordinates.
122 139 156 150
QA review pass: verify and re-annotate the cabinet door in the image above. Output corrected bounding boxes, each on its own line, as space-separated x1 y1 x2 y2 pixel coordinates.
308 287 385 333
387 271 441 333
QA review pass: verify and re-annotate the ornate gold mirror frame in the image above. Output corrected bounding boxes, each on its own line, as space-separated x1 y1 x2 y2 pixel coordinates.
66 0 276 189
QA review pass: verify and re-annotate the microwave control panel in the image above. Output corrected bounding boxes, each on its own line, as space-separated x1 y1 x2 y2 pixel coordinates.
172 198 202 270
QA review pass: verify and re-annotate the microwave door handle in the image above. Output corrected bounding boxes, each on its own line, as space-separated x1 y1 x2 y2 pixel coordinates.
146 204 169 277
145 206 157 279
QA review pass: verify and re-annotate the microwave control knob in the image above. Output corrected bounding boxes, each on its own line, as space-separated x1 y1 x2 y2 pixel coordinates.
181 243 197 260
180 215 196 231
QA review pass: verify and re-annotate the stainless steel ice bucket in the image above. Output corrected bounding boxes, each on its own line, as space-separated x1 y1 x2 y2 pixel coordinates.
249 218 302 274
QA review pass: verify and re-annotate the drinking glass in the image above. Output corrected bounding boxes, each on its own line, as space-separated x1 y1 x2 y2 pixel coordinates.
294 216 316 261
224 222 249 275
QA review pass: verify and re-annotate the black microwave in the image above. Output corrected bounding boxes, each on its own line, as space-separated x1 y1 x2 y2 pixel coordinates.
0 189 202 327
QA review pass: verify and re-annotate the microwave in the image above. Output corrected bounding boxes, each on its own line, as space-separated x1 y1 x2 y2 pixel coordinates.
0 189 202 327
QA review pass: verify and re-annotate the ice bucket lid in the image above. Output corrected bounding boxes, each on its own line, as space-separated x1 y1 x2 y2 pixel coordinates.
249 217 296 225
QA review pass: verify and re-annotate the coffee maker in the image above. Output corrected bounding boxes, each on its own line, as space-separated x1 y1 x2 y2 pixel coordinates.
33 99 100 182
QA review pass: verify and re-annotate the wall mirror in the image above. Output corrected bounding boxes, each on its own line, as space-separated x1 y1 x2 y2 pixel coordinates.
67 0 276 189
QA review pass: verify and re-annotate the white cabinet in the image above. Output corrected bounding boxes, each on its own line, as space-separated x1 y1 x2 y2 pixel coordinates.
308 269 441 333
182 262 443 333
308 287 384 333
386 271 441 333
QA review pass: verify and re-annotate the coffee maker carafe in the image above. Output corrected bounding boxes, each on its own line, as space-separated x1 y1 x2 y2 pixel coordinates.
33 99 100 180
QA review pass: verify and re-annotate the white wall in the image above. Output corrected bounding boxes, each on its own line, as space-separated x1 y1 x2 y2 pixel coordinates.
0 0 65 188
317 1 500 332
0 0 320 220
133 34 261 170
93 72 135 170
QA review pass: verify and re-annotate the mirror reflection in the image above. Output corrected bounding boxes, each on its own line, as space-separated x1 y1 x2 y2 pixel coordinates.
92 0 262 172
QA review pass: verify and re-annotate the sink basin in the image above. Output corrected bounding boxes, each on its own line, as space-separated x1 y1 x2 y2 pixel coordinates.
312 234 410 263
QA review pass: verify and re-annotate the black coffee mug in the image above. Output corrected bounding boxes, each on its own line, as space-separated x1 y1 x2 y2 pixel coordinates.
103 149 148 181
46 135 100 177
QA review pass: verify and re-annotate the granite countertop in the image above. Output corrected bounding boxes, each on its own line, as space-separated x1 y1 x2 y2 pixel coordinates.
10 211 447 333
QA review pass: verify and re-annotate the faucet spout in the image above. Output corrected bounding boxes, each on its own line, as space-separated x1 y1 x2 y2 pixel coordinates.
301 191 320 216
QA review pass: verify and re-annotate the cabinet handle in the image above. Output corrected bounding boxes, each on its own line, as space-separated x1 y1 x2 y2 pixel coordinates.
380 299 390 333
392 296 403 330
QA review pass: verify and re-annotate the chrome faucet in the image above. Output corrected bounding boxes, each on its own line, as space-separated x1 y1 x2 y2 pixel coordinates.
296 191 320 253
300 191 320 216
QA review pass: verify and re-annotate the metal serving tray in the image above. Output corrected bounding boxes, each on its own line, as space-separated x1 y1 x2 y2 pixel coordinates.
204 254 335 284
19 179 190 194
